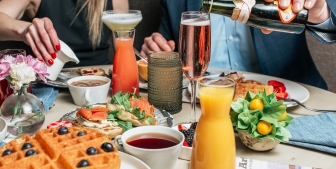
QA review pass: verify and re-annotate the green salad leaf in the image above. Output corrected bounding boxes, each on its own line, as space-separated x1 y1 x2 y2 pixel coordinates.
133 108 146 120
146 117 155 125
115 120 133 131
230 90 293 142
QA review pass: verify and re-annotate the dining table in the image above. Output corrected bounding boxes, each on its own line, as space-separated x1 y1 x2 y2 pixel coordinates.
41 65 336 169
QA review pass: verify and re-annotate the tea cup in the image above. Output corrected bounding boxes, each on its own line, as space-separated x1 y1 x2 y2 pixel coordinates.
67 76 111 106
114 126 184 169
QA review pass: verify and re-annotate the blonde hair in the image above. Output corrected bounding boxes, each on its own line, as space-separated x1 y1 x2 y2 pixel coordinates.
75 0 108 49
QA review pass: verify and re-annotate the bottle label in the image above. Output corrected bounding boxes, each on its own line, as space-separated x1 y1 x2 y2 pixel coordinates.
274 1 297 23
231 0 256 23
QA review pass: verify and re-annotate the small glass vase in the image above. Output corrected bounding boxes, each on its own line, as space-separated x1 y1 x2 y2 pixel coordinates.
0 84 46 136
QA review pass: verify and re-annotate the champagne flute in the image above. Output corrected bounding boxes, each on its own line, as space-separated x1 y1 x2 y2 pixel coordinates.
178 11 211 123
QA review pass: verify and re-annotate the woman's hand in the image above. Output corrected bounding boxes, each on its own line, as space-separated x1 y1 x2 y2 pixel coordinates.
22 17 60 65
262 0 330 34
140 32 175 57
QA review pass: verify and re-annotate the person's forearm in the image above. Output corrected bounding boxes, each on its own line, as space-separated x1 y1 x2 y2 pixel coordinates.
0 12 31 41
112 0 129 10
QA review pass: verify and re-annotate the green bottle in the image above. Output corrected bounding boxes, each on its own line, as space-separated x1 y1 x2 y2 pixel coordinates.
201 0 308 34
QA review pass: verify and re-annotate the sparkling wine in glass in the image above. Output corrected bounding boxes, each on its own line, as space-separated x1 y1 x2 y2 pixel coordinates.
178 11 211 122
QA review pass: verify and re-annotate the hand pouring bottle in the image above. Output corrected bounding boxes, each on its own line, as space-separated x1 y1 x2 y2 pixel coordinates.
201 0 308 34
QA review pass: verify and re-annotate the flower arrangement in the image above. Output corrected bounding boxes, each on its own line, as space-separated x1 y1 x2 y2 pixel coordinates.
0 55 49 90
0 54 49 121
230 90 293 150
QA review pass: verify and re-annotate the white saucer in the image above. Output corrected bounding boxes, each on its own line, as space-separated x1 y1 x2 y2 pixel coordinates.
120 151 150 169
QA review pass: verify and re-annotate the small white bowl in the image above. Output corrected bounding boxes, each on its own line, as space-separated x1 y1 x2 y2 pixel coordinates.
0 117 8 142
173 124 192 160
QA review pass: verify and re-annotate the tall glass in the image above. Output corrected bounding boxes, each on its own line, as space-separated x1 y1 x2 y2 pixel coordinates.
102 10 142 95
190 76 235 169
178 11 211 122
112 29 139 95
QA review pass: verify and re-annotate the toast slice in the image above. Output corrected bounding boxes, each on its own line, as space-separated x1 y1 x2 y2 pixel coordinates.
78 67 106 76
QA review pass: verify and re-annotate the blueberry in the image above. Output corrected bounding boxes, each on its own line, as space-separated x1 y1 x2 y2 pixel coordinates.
186 135 194 147
21 142 33 150
77 159 90 167
58 126 68 135
2 149 13 156
77 131 86 136
86 147 97 155
179 130 190 138
101 142 114 152
25 149 37 157
190 122 198 130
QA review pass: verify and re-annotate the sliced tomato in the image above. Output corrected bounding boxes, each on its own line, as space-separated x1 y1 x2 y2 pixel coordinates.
274 86 286 93
268 80 285 87
276 92 288 100
91 107 109 114
77 108 92 119
90 111 108 120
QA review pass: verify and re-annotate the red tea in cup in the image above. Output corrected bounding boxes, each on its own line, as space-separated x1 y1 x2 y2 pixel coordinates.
126 133 179 149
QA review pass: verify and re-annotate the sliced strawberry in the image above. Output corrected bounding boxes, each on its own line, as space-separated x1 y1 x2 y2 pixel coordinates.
276 92 288 100
274 86 286 93
268 80 285 87
178 124 187 131
182 140 189 147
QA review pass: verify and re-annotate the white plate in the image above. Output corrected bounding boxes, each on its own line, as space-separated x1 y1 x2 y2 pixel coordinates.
188 74 310 107
60 103 175 128
173 124 192 161
120 151 150 169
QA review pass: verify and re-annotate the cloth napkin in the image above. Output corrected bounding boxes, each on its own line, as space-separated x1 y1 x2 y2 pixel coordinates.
285 112 336 155
31 84 59 112
0 141 5 147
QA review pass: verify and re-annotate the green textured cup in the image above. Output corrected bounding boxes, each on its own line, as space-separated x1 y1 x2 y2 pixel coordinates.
148 52 182 114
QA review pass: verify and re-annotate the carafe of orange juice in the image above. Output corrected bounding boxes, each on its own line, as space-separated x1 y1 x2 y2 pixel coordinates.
112 28 139 95
190 76 236 169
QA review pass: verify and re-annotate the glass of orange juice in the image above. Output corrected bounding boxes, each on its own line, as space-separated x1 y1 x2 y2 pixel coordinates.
112 29 139 95
190 76 236 169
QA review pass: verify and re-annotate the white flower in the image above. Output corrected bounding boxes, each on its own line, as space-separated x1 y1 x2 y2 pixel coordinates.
9 62 36 90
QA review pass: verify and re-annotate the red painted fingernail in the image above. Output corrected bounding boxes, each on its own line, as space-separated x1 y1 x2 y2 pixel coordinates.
39 59 44 62
48 59 54 65
56 44 60 51
51 52 56 59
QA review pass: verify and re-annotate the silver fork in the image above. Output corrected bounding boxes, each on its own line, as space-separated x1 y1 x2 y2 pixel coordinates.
284 98 336 113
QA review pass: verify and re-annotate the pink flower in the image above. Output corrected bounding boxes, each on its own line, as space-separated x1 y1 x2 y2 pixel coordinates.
25 55 49 82
0 62 10 80
14 55 27 64
0 55 16 64
0 54 49 83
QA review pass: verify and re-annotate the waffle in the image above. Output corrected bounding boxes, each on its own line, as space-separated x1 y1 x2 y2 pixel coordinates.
0 127 121 169
234 80 273 101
